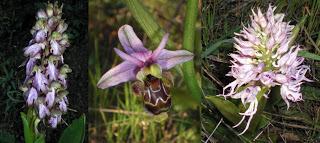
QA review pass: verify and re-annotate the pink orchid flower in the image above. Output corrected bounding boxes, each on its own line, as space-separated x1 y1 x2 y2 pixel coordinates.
221 5 312 135
97 25 193 89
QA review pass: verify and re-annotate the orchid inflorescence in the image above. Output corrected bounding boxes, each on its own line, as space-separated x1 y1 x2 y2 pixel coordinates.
97 24 193 89
21 2 71 128
221 5 312 135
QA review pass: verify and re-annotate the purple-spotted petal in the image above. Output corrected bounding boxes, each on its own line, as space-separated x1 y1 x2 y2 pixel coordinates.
259 71 275 86
230 54 253 64
26 58 36 76
38 104 50 119
277 48 291 66
26 87 38 106
57 22 68 33
276 41 289 55
49 115 62 128
49 116 58 128
59 100 67 112
155 49 193 70
47 61 59 81
37 9 47 19
24 43 43 57
280 84 301 109
234 37 254 48
48 17 58 29
35 30 47 43
118 25 148 54
97 61 137 89
33 71 48 92
234 44 255 56
50 40 64 55
152 33 169 59
48 115 61 128
59 75 67 87
286 46 300 66
114 48 143 66
63 96 69 104
45 89 55 108
275 74 288 84
257 8 267 28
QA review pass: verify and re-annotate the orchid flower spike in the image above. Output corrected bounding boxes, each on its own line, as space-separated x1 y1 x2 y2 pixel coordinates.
21 2 71 128
97 25 193 89
221 5 312 135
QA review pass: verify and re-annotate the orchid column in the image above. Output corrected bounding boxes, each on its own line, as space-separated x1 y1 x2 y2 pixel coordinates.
22 2 71 128
221 5 312 135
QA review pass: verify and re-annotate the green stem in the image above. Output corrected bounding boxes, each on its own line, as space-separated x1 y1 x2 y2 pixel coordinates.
182 0 201 103
289 15 307 47
21 109 40 143
124 0 173 48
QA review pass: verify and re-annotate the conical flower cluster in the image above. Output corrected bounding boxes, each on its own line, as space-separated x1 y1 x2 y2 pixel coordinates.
22 2 71 128
221 5 311 134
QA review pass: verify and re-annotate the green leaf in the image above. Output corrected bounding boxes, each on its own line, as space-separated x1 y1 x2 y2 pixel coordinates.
205 96 241 124
20 112 34 143
256 115 270 130
124 0 169 48
34 134 45 143
266 86 281 109
171 87 199 110
302 86 320 100
298 50 320 61
289 15 307 47
201 112 239 142
209 87 270 136
201 39 233 58
58 115 86 143
202 76 218 97
316 31 320 48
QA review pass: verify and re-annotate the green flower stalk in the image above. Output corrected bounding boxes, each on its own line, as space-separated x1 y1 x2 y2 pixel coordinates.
22 2 71 128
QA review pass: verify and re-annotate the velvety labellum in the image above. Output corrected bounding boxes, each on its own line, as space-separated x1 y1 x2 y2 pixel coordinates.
143 75 171 115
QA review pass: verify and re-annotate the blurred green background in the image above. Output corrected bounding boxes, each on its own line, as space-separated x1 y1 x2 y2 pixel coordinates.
201 0 320 142
88 0 201 142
